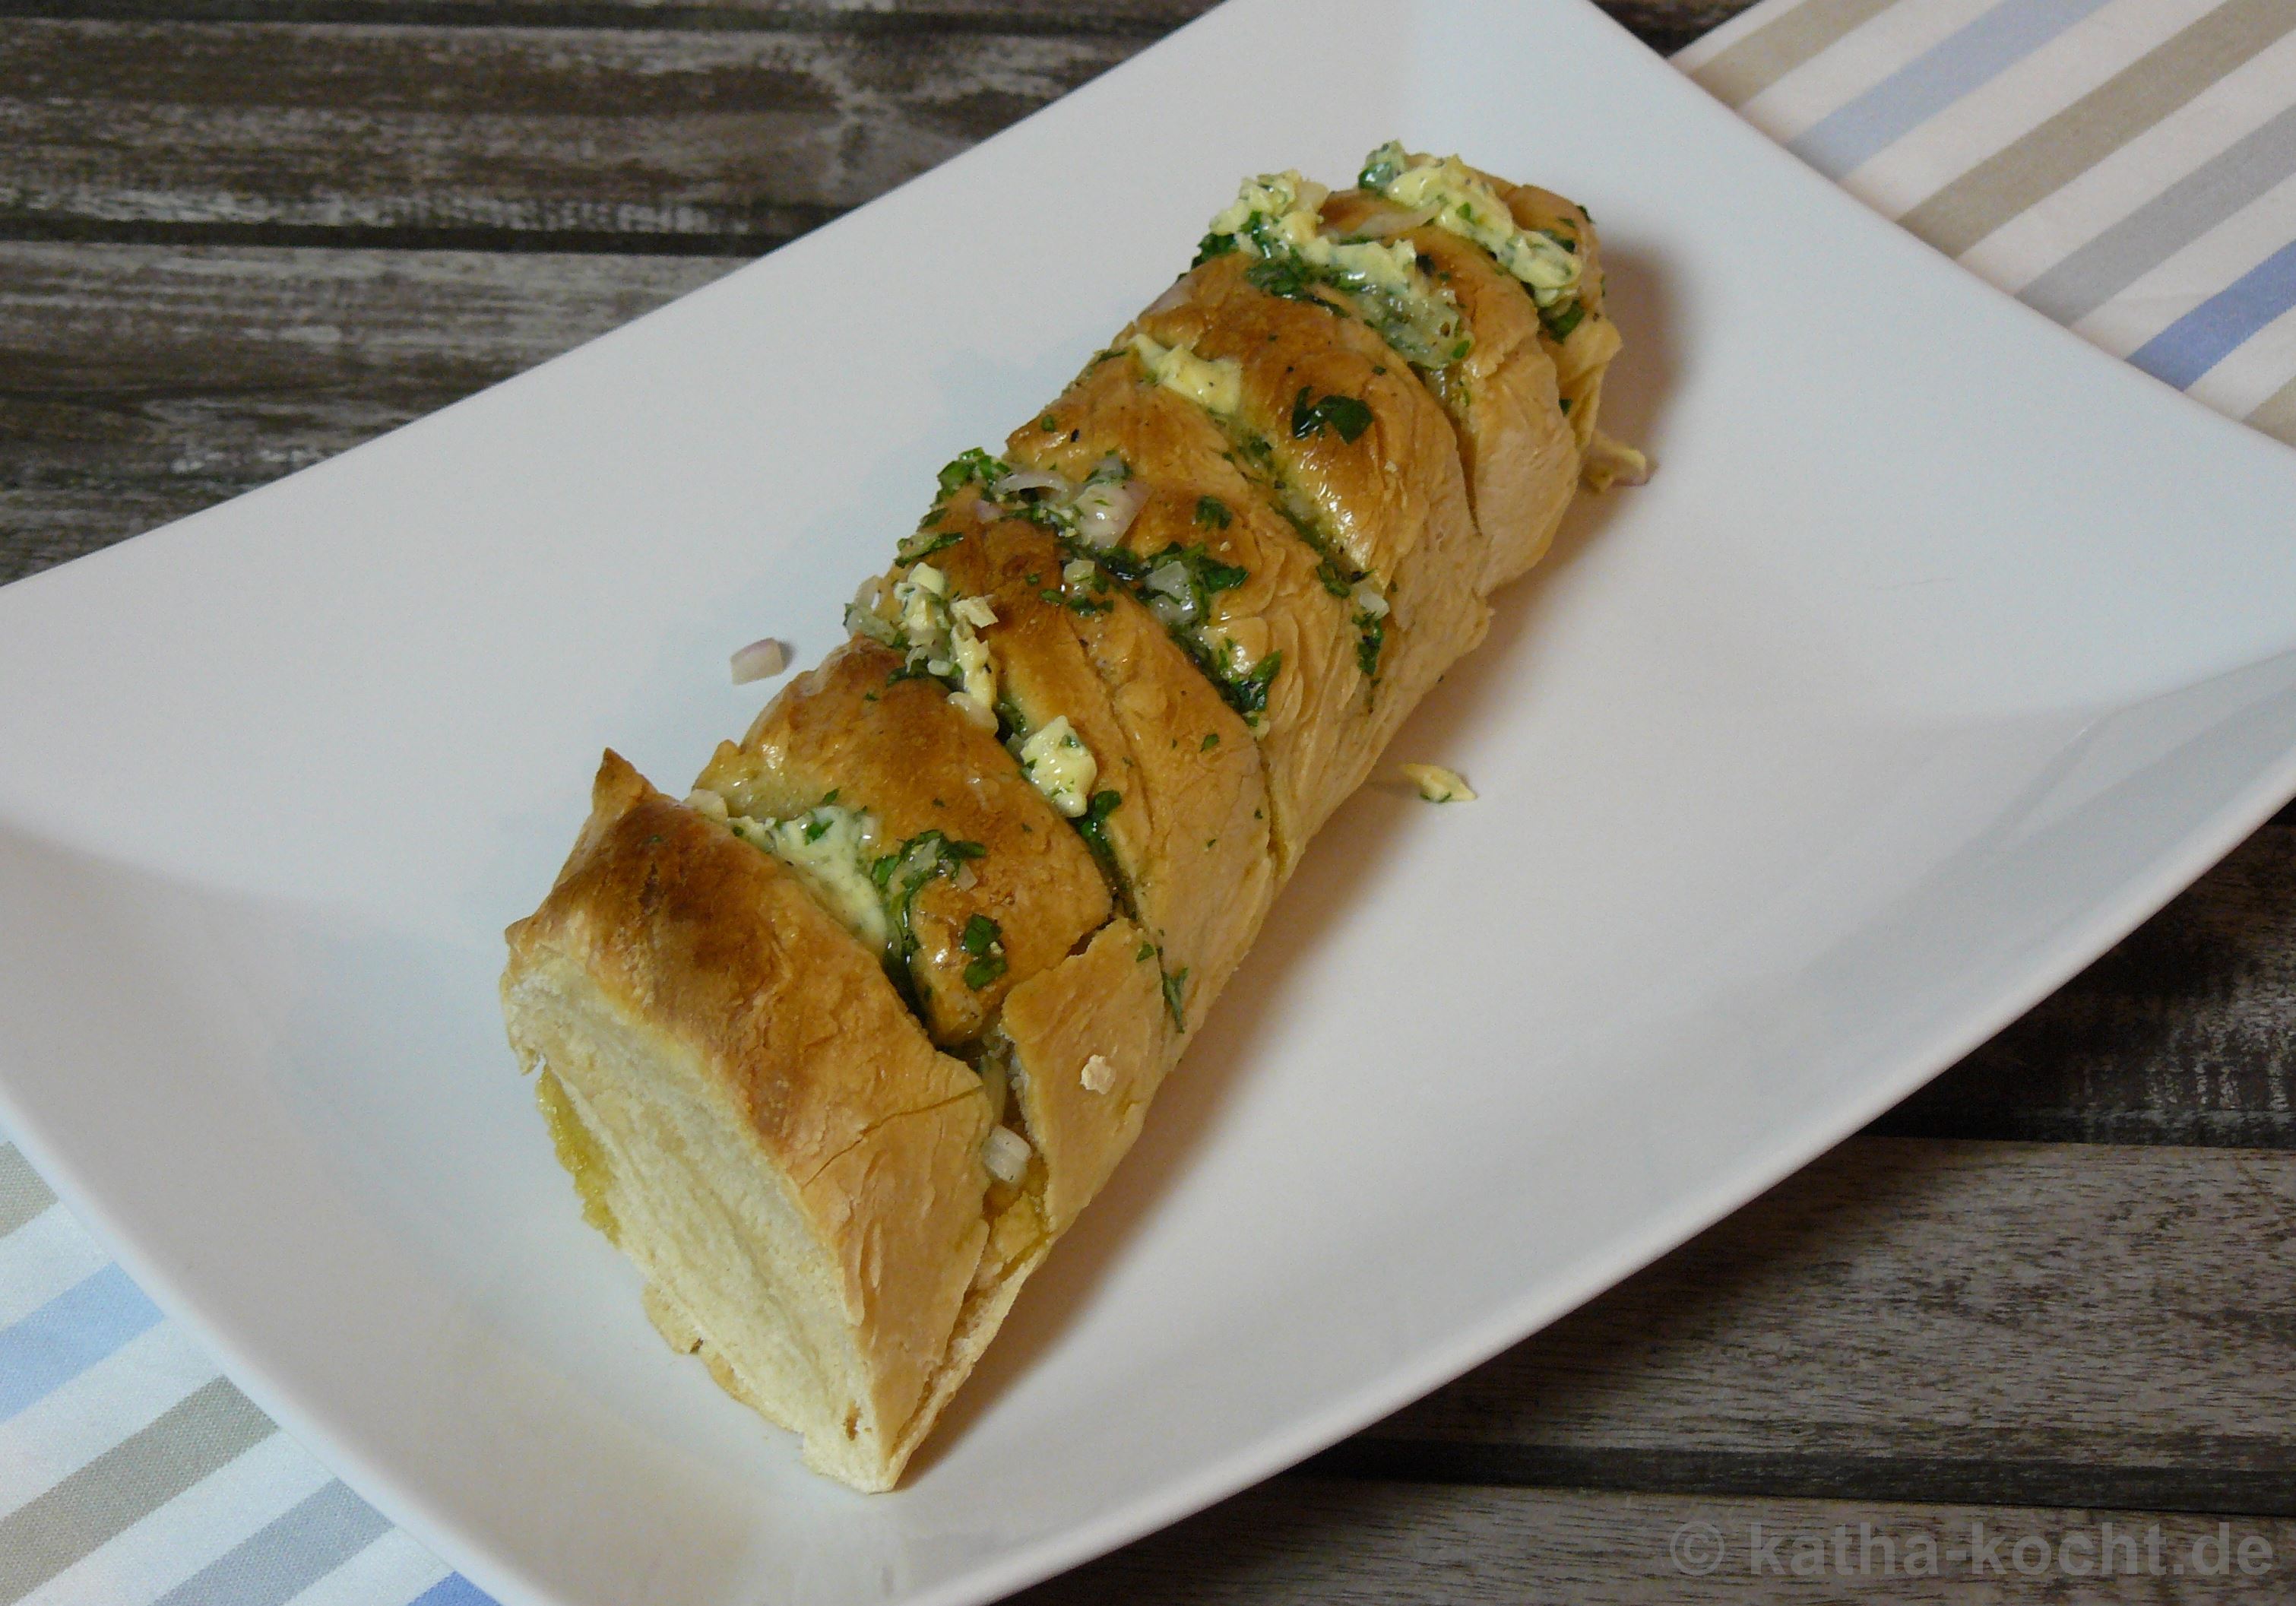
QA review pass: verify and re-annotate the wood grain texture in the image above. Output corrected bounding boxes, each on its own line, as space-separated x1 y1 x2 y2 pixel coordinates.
0 4 1757 252
0 19 1137 247
0 0 1221 23
0 0 1753 55
1010 1480 2296 1603
0 241 735 581
1321 1139 2296 1516
1880 817 2296 1148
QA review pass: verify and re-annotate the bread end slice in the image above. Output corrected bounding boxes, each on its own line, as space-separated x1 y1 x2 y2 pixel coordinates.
502 751 1009 1490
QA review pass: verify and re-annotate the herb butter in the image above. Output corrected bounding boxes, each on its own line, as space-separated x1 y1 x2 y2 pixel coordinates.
1205 168 1467 369
1015 715 1099 818
1359 141 1582 309
1129 332 1243 416
852 561 1000 724
730 804 891 949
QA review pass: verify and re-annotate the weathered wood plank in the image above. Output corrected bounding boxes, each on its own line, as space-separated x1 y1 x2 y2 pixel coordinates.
1325 1139 2296 1515
0 0 1750 59
0 20 1142 247
0 5 1750 252
1878 819 2296 1148
0 0 1221 26
0 241 734 581
1011 1480 2296 1603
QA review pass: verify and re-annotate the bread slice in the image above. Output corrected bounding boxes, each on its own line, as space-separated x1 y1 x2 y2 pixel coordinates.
502 752 1029 1490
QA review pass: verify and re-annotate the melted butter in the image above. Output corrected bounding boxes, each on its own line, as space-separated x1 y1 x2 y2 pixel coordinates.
1208 169 1465 366
1360 141 1582 307
1015 715 1098 817
730 804 889 952
537 1068 619 1243
1129 332 1243 416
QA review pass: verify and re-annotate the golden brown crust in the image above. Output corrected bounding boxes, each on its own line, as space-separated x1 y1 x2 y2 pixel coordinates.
1129 255 1492 790
502 752 993 1487
995 916 1178 1234
1487 175 1624 458
1321 189 1579 588
1009 361 1370 872
696 641 1111 1046
916 500 1275 1022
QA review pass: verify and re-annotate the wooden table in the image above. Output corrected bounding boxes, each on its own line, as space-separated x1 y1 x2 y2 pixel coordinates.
8 2 2294 1598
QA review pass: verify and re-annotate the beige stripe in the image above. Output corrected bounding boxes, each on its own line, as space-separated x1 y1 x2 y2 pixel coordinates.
2247 375 2296 446
0 1145 56 1240
1898 0 2296 257
1691 0 1903 108
0 1377 277 1604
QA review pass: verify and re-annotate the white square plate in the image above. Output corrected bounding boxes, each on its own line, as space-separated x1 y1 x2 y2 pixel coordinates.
5 1 2295 1601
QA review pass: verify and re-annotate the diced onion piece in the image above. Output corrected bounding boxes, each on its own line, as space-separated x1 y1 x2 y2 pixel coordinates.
1350 581 1389 619
1346 204 1438 239
908 562 948 596
992 467 1073 499
685 787 730 821
950 595 998 629
1072 478 1145 550
1062 558 1097 587
730 637 789 683
1080 1053 1115 1094
1582 432 1652 492
1145 560 1190 597
1400 762 1477 803
982 1125 1033 1184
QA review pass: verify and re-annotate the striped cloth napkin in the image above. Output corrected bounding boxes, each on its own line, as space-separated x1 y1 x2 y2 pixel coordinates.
0 1132 490 1605
1678 0 2296 443
3 3 2291 1601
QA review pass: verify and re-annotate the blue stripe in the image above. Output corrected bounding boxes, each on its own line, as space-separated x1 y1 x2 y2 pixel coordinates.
1788 0 2116 179
410 1575 499 1606
0 1263 165 1421
2129 236 2296 390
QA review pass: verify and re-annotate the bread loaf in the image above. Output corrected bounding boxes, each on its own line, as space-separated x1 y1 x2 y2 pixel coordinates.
502 144 1628 1490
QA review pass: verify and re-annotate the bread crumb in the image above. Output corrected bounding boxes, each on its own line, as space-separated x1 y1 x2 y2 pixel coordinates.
1400 763 1476 803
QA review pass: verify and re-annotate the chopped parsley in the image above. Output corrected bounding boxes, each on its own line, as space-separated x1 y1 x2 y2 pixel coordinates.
1192 230 1240 266
869 831 988 997
896 523 962 563
1161 966 1189 1031
935 448 1009 504
1245 253 1332 308
960 913 1007 990
1231 650 1282 716
1201 733 1220 751
1074 788 1123 878
1290 388 1374 445
1540 299 1587 342
1355 613 1386 680
1195 495 1232 530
